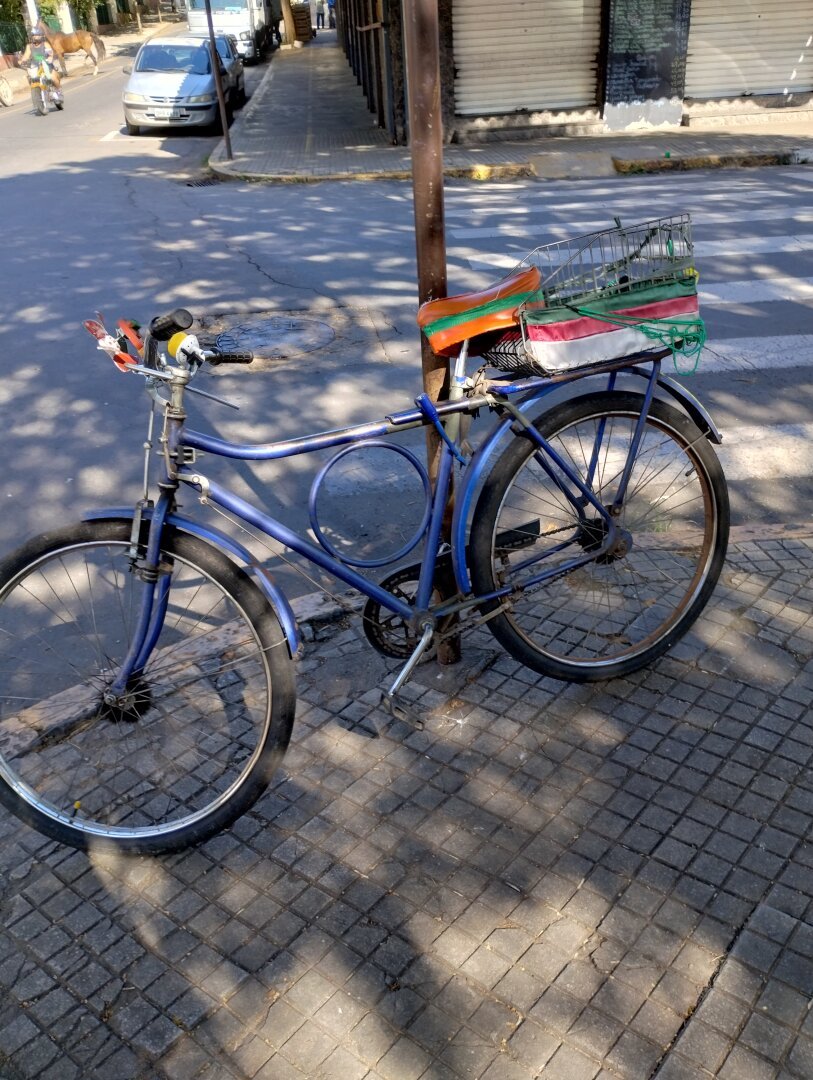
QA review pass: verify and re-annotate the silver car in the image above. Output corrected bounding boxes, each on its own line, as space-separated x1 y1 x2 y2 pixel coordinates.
187 33 246 103
122 35 244 136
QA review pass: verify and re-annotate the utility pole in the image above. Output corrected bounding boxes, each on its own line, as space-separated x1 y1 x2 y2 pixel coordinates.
402 0 460 664
204 0 233 159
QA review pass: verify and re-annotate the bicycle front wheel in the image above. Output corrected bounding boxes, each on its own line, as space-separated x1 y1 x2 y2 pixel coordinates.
0 520 295 853
470 391 729 681
31 86 47 114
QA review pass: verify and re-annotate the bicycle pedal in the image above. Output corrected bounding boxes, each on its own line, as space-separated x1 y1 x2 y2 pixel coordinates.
379 691 424 730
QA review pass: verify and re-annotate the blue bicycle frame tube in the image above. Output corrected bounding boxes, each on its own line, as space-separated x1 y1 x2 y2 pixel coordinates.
611 359 659 514
106 491 174 696
416 441 455 611
179 469 417 621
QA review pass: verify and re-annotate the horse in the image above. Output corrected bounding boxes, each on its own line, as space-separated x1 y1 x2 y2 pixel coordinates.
39 23 107 77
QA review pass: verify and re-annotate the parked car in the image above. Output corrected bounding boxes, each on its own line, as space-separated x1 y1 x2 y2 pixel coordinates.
187 0 271 64
187 33 246 104
122 34 245 136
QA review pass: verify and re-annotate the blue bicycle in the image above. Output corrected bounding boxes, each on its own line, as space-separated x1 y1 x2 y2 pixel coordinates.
0 217 729 852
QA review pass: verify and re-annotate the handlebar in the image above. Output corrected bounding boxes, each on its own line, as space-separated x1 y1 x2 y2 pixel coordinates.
84 310 254 388
149 308 194 341
207 351 254 365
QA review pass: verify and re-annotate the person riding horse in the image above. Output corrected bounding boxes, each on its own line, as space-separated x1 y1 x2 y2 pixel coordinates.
19 28 62 92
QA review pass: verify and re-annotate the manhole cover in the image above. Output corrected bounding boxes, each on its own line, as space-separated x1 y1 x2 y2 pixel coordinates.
216 317 335 359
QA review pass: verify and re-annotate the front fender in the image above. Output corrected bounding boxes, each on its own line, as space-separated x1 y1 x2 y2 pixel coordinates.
82 506 300 657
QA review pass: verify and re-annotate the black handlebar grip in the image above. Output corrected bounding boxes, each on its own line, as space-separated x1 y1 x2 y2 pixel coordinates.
149 308 194 341
209 351 254 365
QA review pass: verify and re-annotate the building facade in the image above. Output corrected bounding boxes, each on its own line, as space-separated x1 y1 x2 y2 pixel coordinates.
337 0 813 144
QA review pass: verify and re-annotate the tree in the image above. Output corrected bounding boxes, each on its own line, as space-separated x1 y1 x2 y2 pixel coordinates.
281 0 294 45
0 0 26 52
71 0 99 32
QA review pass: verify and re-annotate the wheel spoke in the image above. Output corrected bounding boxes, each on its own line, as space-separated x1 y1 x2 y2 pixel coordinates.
470 393 728 680
0 523 293 852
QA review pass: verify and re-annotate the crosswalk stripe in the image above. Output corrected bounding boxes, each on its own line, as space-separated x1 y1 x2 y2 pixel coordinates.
701 276 813 304
699 336 813 372
717 422 813 480
444 179 810 219
450 213 813 240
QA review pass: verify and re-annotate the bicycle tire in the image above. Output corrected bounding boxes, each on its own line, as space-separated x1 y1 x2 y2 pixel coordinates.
470 391 729 682
31 86 47 115
0 519 296 853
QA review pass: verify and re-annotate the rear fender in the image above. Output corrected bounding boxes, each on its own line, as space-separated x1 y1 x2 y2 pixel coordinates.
82 506 300 657
650 373 722 443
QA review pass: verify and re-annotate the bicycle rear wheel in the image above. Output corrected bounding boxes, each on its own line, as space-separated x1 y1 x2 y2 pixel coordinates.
470 391 729 681
0 520 295 853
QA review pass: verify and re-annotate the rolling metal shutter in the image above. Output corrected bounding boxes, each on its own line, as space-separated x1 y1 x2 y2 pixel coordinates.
453 0 602 116
685 1 813 99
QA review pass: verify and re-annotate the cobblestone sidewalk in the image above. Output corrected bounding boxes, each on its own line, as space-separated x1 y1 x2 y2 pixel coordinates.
1 533 812 1079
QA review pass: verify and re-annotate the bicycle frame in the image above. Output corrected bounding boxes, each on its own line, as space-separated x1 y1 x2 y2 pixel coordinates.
89 348 720 698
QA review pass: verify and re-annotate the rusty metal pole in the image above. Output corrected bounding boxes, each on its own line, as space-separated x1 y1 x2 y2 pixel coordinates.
204 0 233 160
402 0 460 664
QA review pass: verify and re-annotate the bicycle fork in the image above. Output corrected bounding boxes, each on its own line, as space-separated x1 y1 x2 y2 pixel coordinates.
104 496 174 703
104 399 184 703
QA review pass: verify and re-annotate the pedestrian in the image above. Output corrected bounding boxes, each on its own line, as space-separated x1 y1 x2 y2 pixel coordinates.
270 0 282 46
315 0 325 30
327 0 335 28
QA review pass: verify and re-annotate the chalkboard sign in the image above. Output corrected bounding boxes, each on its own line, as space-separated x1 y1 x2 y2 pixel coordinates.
603 0 691 128
605 0 691 105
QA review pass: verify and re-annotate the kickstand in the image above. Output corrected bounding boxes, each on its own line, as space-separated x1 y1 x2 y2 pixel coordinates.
378 623 434 731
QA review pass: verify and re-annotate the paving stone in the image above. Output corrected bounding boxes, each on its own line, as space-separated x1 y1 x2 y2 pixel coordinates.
654 1051 718 1079
605 1029 665 1079
739 1012 795 1063
130 1013 184 1056
567 1006 624 1059
436 1027 499 1079
694 988 750 1037
347 1012 400 1066
315 1045 369 1080
672 1019 733 1072
786 1035 813 1079
507 1018 559 1070
629 999 684 1048
376 1035 432 1080
8 1032 60 1075
718 1044 778 1080
541 1043 602 1080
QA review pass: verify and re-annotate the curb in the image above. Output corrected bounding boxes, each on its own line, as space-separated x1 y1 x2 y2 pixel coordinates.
208 146 811 184
208 162 536 183
612 150 798 173
289 588 361 641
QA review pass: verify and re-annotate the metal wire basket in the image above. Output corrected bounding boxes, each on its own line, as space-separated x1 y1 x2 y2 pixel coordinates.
481 214 698 377
521 213 694 307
